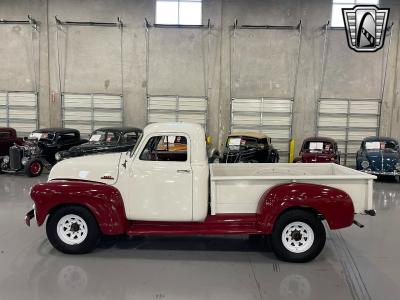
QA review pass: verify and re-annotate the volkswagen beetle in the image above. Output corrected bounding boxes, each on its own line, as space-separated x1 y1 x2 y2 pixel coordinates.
356 136 400 178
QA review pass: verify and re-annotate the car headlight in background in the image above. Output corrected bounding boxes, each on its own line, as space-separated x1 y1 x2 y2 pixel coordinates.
396 163 400 171
361 161 369 169
21 157 29 166
55 153 61 161
2 156 9 164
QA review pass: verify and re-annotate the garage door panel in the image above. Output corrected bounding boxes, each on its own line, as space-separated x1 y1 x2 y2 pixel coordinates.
350 101 379 114
178 112 206 124
93 95 122 108
94 111 123 123
0 92 38 135
317 129 347 141
231 98 293 162
148 112 176 123
147 96 207 129
318 115 347 127
317 99 380 166
63 95 92 108
62 93 123 136
64 110 92 121
63 123 92 135
9 108 37 120
319 101 348 114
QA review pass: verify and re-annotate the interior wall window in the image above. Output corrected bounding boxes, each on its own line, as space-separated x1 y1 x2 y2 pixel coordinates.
331 0 379 27
156 0 202 25
140 135 188 161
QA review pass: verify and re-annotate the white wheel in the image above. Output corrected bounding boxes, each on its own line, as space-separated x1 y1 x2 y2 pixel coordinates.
281 221 314 254
57 214 88 245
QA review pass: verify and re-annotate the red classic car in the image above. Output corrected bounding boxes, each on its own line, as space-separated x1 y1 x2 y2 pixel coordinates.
294 137 340 164
0 128 23 156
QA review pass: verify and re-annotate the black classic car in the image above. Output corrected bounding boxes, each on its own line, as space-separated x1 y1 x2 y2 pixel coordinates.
0 128 87 177
55 127 142 162
221 132 279 163
356 136 400 178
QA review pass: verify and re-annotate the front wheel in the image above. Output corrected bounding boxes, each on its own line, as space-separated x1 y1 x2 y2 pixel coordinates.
24 160 43 177
46 206 101 254
271 209 326 263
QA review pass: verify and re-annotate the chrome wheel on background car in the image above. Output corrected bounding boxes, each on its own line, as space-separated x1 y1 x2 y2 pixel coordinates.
24 160 43 177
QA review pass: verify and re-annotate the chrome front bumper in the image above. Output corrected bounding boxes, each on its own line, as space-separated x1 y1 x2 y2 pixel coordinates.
25 209 35 226
361 170 400 176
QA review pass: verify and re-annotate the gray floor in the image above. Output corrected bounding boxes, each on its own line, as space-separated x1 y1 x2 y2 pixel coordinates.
0 175 399 300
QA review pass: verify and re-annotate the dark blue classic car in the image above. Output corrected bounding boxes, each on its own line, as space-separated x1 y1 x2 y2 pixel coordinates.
356 136 400 177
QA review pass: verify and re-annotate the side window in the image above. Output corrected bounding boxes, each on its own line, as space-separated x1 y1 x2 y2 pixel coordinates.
59 133 76 144
140 135 188 162
0 131 11 138
123 132 139 145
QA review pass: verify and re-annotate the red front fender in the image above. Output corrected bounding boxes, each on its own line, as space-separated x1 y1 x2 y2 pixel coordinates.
257 182 355 233
30 180 128 235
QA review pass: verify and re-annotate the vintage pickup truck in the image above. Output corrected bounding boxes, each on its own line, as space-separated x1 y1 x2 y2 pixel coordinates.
25 123 376 262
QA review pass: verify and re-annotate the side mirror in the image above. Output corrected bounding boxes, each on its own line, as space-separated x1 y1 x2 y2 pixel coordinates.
23 137 28 141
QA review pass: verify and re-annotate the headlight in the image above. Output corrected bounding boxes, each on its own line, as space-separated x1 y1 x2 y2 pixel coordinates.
361 161 369 169
21 157 29 166
396 163 400 171
2 156 9 163
55 152 61 161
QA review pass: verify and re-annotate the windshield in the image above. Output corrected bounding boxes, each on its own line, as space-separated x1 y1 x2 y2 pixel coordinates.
365 140 397 151
88 131 120 144
303 141 334 153
227 136 259 150
28 132 55 141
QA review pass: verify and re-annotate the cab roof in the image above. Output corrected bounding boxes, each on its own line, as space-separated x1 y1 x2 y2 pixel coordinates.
303 137 336 144
229 131 269 140
362 136 398 143
33 128 79 134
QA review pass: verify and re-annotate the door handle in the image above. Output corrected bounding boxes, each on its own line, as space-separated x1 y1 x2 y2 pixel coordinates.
177 169 191 173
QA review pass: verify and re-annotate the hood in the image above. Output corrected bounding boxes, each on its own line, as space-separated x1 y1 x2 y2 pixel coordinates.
49 152 122 185
302 152 335 163
365 150 399 172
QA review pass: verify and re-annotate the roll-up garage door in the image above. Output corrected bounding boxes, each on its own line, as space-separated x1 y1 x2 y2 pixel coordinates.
231 97 293 162
317 99 380 166
147 95 208 129
0 92 38 134
62 93 123 136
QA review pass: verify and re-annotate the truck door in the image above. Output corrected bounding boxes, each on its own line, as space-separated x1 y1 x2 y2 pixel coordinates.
128 134 193 221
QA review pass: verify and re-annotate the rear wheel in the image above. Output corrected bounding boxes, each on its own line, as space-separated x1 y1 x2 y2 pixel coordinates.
24 160 43 177
271 209 326 263
46 206 101 254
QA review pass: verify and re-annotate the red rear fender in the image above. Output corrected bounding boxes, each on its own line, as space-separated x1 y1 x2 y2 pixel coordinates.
30 180 128 235
257 182 354 233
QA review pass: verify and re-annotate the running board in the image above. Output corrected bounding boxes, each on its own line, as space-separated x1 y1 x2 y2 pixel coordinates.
126 214 263 236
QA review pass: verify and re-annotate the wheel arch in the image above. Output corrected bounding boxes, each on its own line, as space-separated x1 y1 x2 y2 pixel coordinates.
31 180 128 235
271 206 325 232
257 182 354 233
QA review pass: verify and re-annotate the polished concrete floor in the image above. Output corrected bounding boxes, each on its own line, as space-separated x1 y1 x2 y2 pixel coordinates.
0 174 400 300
